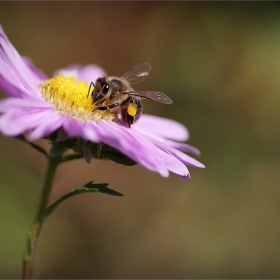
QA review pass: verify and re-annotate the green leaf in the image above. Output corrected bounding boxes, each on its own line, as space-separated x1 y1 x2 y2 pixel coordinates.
40 181 123 222
83 181 124 196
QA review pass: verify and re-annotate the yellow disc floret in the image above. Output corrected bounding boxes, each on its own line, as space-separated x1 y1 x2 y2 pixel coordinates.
40 75 117 122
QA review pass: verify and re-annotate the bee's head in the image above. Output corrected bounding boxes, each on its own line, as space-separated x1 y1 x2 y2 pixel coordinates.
91 78 110 103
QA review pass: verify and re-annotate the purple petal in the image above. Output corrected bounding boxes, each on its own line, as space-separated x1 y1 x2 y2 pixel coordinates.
0 96 52 113
98 120 169 175
27 111 63 141
0 61 34 98
134 114 189 142
0 107 55 137
80 121 103 143
75 65 107 84
131 119 201 156
155 140 205 168
0 95 54 137
0 25 43 97
165 140 201 156
60 115 85 138
97 120 192 177
22 56 48 81
62 116 102 143
54 64 107 85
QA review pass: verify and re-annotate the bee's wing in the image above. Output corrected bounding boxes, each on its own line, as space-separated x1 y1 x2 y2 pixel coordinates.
128 91 173 104
121 63 152 84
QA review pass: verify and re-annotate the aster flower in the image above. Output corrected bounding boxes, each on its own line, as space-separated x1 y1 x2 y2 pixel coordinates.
0 25 206 279
0 25 204 178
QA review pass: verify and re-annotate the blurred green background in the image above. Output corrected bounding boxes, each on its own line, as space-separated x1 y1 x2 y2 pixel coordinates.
1 2 280 278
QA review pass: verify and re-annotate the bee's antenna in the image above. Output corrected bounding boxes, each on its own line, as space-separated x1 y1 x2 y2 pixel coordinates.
87 82 95 99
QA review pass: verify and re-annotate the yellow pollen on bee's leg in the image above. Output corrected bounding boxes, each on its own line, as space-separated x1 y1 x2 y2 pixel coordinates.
39 75 117 122
127 103 137 117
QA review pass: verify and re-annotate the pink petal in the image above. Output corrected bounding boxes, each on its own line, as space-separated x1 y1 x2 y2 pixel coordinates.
98 120 168 174
62 117 102 143
0 25 43 97
165 140 201 156
98 120 191 177
0 96 52 113
80 121 103 143
27 111 63 141
155 140 205 168
54 64 107 85
0 61 34 98
22 56 48 81
134 114 189 141
0 107 55 137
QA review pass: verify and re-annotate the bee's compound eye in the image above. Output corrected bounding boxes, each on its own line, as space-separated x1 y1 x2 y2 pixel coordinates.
102 83 110 95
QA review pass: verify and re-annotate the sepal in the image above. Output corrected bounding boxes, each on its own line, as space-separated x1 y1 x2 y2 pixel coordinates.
87 143 137 166
46 129 137 166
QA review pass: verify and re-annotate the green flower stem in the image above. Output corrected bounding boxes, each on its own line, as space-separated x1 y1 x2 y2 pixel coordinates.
36 156 61 222
20 149 123 279
22 155 62 279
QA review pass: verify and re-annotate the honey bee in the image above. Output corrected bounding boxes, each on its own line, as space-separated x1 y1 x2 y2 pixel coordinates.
87 63 173 127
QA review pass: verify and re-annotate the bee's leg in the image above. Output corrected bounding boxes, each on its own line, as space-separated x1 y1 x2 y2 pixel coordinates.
87 82 95 99
92 103 120 112
92 106 107 112
95 98 106 106
108 103 120 109
94 98 120 110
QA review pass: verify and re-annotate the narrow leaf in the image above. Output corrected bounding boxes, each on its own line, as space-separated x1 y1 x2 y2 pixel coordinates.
83 181 124 196
40 181 123 221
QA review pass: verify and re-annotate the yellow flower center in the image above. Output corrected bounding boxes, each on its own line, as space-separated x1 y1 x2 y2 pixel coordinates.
40 75 117 122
